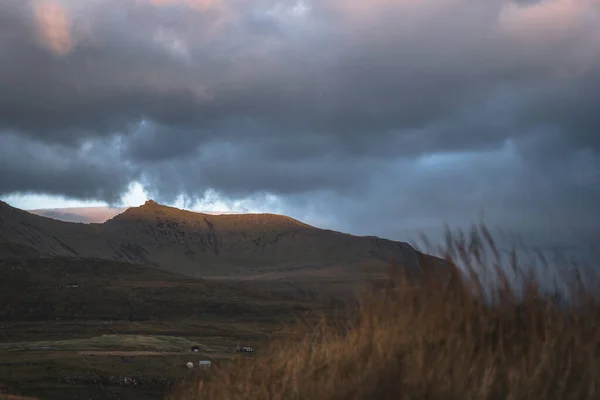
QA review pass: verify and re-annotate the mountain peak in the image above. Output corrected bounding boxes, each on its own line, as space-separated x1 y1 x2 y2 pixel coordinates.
142 199 159 207
106 200 317 231
133 199 172 213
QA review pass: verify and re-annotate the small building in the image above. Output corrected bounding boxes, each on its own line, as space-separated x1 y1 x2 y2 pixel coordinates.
191 346 200 353
198 360 211 368
236 346 253 353
186 362 194 369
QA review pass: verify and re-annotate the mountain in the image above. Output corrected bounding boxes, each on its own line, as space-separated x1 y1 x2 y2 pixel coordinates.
0 200 443 298
28 206 127 223
28 206 244 224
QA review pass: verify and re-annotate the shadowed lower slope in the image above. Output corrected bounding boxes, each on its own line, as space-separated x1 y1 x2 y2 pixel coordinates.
170 225 600 400
0 256 312 323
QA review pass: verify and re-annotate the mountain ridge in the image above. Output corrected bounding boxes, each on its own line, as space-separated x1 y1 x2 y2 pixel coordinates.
0 200 442 297
108 199 316 230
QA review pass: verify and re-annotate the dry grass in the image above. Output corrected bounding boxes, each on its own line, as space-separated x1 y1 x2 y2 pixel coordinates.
169 224 600 400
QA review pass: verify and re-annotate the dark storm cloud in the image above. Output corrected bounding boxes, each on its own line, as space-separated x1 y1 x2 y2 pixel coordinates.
0 0 599 242
0 133 137 203
0 0 214 143
0 0 527 144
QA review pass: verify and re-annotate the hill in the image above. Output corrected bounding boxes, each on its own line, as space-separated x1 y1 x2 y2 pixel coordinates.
0 200 442 298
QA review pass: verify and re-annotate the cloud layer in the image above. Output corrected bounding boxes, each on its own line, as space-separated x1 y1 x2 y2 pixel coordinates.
1 0 599 243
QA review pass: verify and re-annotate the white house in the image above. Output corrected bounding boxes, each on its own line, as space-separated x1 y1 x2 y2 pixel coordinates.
199 360 212 368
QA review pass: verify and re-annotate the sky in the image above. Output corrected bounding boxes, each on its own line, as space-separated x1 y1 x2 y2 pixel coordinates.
1 0 599 250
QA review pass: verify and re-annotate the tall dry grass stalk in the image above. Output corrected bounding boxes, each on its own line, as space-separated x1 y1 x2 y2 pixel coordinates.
170 225 600 400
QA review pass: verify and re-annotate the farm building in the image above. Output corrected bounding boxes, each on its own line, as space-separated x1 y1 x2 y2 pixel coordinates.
199 360 211 368
191 346 200 352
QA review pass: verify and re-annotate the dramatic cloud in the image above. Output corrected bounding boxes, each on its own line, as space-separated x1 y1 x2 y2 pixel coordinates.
0 0 599 246
0 133 137 202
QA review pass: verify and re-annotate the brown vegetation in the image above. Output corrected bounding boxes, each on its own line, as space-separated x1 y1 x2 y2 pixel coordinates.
170 225 600 400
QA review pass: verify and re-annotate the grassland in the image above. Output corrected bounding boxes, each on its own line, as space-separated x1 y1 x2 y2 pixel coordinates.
170 225 600 400
0 257 317 400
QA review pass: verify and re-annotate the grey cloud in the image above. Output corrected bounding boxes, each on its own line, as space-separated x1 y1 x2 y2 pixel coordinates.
274 146 599 247
0 0 210 143
122 122 203 162
517 71 600 151
0 0 598 245
138 138 383 201
0 133 137 203
0 1 541 144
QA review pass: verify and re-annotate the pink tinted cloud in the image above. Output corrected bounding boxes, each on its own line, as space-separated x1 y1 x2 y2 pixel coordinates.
33 0 73 55
499 0 599 40
148 0 216 11
498 0 600 74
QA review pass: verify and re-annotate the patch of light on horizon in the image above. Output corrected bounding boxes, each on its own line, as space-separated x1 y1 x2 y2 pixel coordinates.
3 183 334 228
1 193 106 210
186 189 273 214
119 181 149 207
118 184 267 214
1 181 148 211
